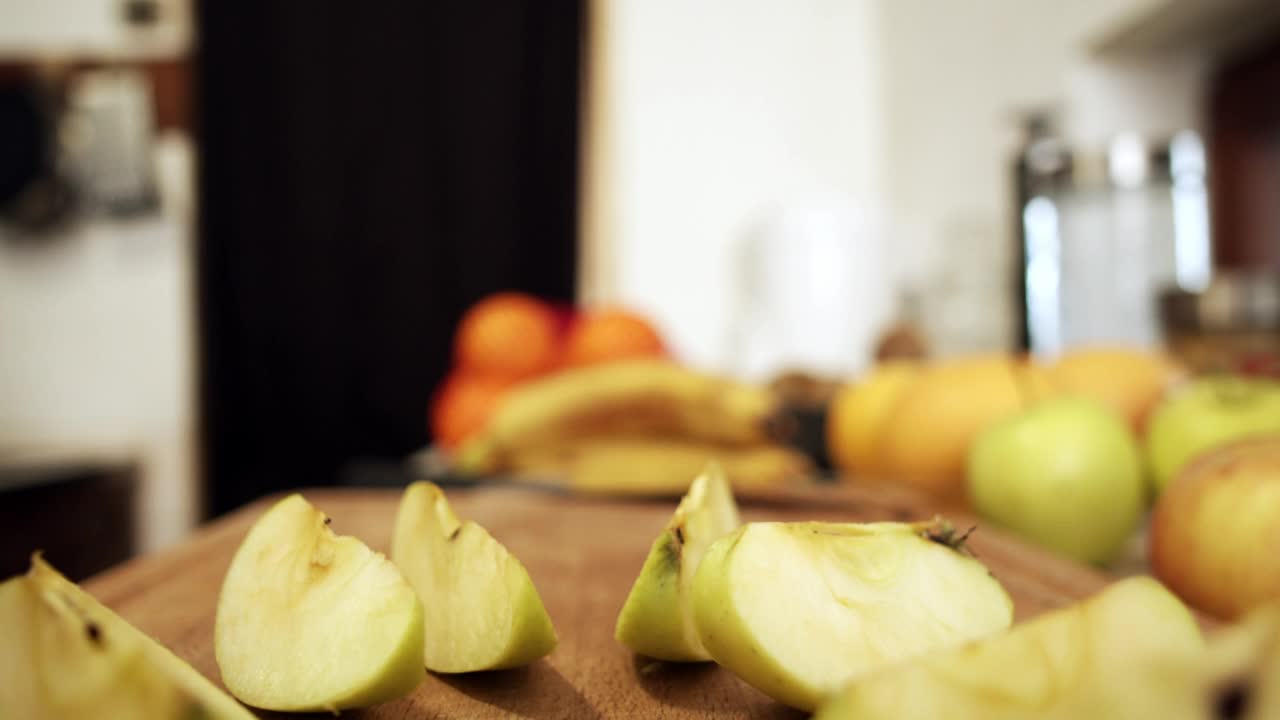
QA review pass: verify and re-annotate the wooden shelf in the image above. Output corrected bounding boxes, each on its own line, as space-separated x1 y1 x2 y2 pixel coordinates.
1090 0 1280 60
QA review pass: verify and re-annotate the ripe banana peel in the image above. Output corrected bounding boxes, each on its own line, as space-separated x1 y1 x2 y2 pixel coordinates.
503 438 813 495
458 361 788 473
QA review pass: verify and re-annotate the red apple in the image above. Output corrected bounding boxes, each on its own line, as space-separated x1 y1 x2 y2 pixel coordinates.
1149 435 1280 620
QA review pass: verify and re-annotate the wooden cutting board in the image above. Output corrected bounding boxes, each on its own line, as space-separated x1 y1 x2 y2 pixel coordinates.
83 482 1113 719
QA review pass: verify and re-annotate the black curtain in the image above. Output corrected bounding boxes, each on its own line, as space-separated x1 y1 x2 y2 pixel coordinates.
197 3 583 517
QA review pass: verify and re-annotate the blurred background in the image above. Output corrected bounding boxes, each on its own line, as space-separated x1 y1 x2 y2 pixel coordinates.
1 0 1278 585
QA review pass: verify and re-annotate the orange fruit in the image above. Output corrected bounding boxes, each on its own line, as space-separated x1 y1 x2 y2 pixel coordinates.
430 371 513 449
876 354 1058 498
561 308 667 368
454 292 560 380
827 361 922 480
1048 348 1185 433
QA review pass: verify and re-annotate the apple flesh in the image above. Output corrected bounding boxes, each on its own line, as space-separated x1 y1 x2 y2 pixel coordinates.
691 519 1013 711
1150 435 1280 620
813 576 1203 720
967 397 1145 565
1146 376 1280 495
0 555 255 720
392 481 557 672
615 464 740 661
215 494 425 711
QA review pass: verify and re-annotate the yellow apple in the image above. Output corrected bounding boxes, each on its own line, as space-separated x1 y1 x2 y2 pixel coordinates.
215 494 425 711
0 555 255 720
615 464 740 660
392 481 557 672
691 519 1013 711
827 361 922 479
1150 435 1280 620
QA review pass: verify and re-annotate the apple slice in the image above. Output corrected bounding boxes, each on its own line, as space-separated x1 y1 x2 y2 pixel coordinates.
615 464 741 661
813 576 1204 719
391 481 557 672
692 519 1013 711
0 555 255 720
215 494 425 712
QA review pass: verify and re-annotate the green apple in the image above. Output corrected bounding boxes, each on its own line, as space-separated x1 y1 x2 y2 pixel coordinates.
1147 376 1280 494
0 555 255 720
615 464 740 661
691 519 1013 711
391 481 557 672
813 576 1203 720
967 397 1145 565
215 494 425 711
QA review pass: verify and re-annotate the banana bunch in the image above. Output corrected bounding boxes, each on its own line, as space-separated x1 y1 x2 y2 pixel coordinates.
456 360 811 495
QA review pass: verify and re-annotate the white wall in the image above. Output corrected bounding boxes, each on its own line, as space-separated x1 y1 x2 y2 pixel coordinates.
583 0 1194 372
582 0 886 375
0 135 197 552
0 0 190 59
878 0 1199 353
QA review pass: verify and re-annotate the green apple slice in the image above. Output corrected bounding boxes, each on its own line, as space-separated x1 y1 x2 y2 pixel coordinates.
615 464 740 661
813 576 1204 719
215 494 425 711
692 519 1014 711
0 555 255 720
391 481 557 672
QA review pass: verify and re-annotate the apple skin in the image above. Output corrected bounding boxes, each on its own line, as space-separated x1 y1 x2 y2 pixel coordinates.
615 466 740 661
967 397 1145 565
1150 435 1280 620
1146 376 1280 495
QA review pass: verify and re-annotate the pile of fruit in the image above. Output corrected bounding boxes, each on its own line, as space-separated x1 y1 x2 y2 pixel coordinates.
827 348 1280 620
8 467 1280 718
433 292 811 494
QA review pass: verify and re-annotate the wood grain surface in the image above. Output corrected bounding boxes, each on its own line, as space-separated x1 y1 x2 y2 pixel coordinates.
82 482 1113 719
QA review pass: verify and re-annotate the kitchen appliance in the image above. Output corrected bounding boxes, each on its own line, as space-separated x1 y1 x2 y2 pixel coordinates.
1013 119 1212 356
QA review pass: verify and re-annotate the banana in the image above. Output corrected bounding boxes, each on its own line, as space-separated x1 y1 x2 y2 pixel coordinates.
504 438 814 496
471 360 786 461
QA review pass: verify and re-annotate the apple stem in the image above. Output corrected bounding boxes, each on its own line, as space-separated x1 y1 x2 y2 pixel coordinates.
920 517 977 555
